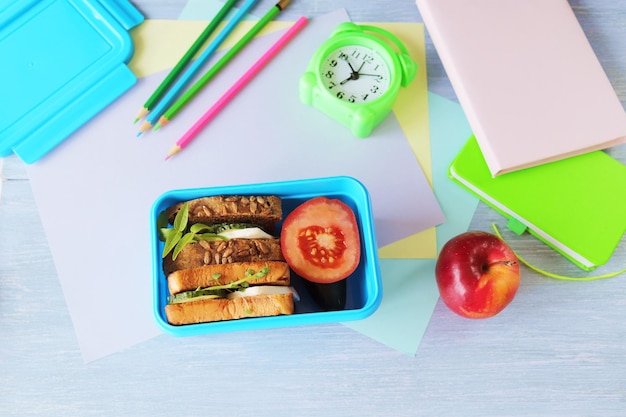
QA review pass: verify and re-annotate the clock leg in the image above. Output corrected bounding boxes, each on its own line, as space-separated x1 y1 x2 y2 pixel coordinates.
351 108 376 138
299 72 317 106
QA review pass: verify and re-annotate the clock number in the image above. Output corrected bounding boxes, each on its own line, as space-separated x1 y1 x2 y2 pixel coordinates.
319 45 393 104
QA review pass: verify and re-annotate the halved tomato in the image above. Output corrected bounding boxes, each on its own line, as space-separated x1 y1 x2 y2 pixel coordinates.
280 197 361 283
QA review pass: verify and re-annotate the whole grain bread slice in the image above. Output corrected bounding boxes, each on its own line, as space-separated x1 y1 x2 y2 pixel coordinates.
166 195 282 233
163 238 284 276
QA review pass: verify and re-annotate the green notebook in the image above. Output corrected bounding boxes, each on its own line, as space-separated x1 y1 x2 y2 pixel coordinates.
449 135 626 270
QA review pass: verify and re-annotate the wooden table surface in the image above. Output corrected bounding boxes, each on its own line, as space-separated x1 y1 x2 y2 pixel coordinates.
1 1 625 415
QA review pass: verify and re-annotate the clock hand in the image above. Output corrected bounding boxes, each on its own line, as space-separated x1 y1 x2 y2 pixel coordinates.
339 72 360 84
345 59 358 74
340 72 381 85
340 59 376 84
338 56 364 85
339 57 379 84
339 66 359 85
356 73 383 79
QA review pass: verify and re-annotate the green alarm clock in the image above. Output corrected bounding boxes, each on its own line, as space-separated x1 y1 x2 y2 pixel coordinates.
300 22 417 138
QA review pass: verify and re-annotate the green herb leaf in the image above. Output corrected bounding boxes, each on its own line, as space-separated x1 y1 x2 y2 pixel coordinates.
159 227 178 241
206 265 272 292
168 264 274 305
156 211 170 241
190 223 212 234
173 202 189 232
172 232 196 260
255 266 270 278
214 223 257 233
168 288 228 304
195 233 228 242
162 230 182 258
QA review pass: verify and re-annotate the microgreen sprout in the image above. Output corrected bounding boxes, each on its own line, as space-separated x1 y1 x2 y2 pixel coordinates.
160 202 228 259
166 264 273 304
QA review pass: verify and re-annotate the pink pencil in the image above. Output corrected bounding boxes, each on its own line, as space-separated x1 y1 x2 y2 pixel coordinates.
165 16 309 159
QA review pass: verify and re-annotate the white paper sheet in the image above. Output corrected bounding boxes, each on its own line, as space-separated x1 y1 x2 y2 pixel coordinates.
26 10 444 362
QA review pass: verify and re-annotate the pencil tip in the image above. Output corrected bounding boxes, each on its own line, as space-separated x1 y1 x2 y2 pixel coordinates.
165 145 181 160
135 107 149 122
136 131 143 137
138 121 152 135
153 123 161 132
157 116 170 130
133 117 139 124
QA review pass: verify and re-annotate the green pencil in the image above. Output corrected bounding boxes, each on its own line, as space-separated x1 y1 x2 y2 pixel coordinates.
153 0 293 130
133 0 238 123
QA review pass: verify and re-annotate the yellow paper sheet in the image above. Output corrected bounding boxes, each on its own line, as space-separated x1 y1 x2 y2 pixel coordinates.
375 22 436 259
128 20 436 259
129 20 291 78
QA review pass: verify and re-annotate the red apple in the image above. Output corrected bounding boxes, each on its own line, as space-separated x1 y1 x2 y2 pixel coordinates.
435 231 520 319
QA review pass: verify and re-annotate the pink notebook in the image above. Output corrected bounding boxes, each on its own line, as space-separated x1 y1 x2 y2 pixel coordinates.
416 0 626 176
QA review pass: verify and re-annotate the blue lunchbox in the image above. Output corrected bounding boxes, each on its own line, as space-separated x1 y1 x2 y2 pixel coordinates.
150 176 383 337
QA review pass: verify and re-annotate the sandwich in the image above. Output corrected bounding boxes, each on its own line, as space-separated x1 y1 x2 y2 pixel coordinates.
159 195 296 325
164 261 295 325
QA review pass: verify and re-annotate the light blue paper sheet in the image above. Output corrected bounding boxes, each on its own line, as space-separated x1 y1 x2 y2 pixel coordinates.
344 93 478 355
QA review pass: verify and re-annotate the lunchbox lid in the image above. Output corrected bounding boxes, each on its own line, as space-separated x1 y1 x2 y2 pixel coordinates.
0 0 143 163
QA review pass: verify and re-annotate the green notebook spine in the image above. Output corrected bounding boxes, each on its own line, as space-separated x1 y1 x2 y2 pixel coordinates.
447 166 596 271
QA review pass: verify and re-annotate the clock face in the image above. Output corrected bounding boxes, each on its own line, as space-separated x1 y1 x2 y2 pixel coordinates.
319 45 391 104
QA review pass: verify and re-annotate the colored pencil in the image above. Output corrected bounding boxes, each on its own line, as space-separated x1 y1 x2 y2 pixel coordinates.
165 16 308 160
154 0 293 131
133 0 238 123
137 0 261 136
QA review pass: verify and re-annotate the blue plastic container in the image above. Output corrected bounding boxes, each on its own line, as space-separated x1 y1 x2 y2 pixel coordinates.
150 176 383 336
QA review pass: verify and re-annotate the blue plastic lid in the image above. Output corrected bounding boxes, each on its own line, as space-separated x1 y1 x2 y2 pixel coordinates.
0 0 143 163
